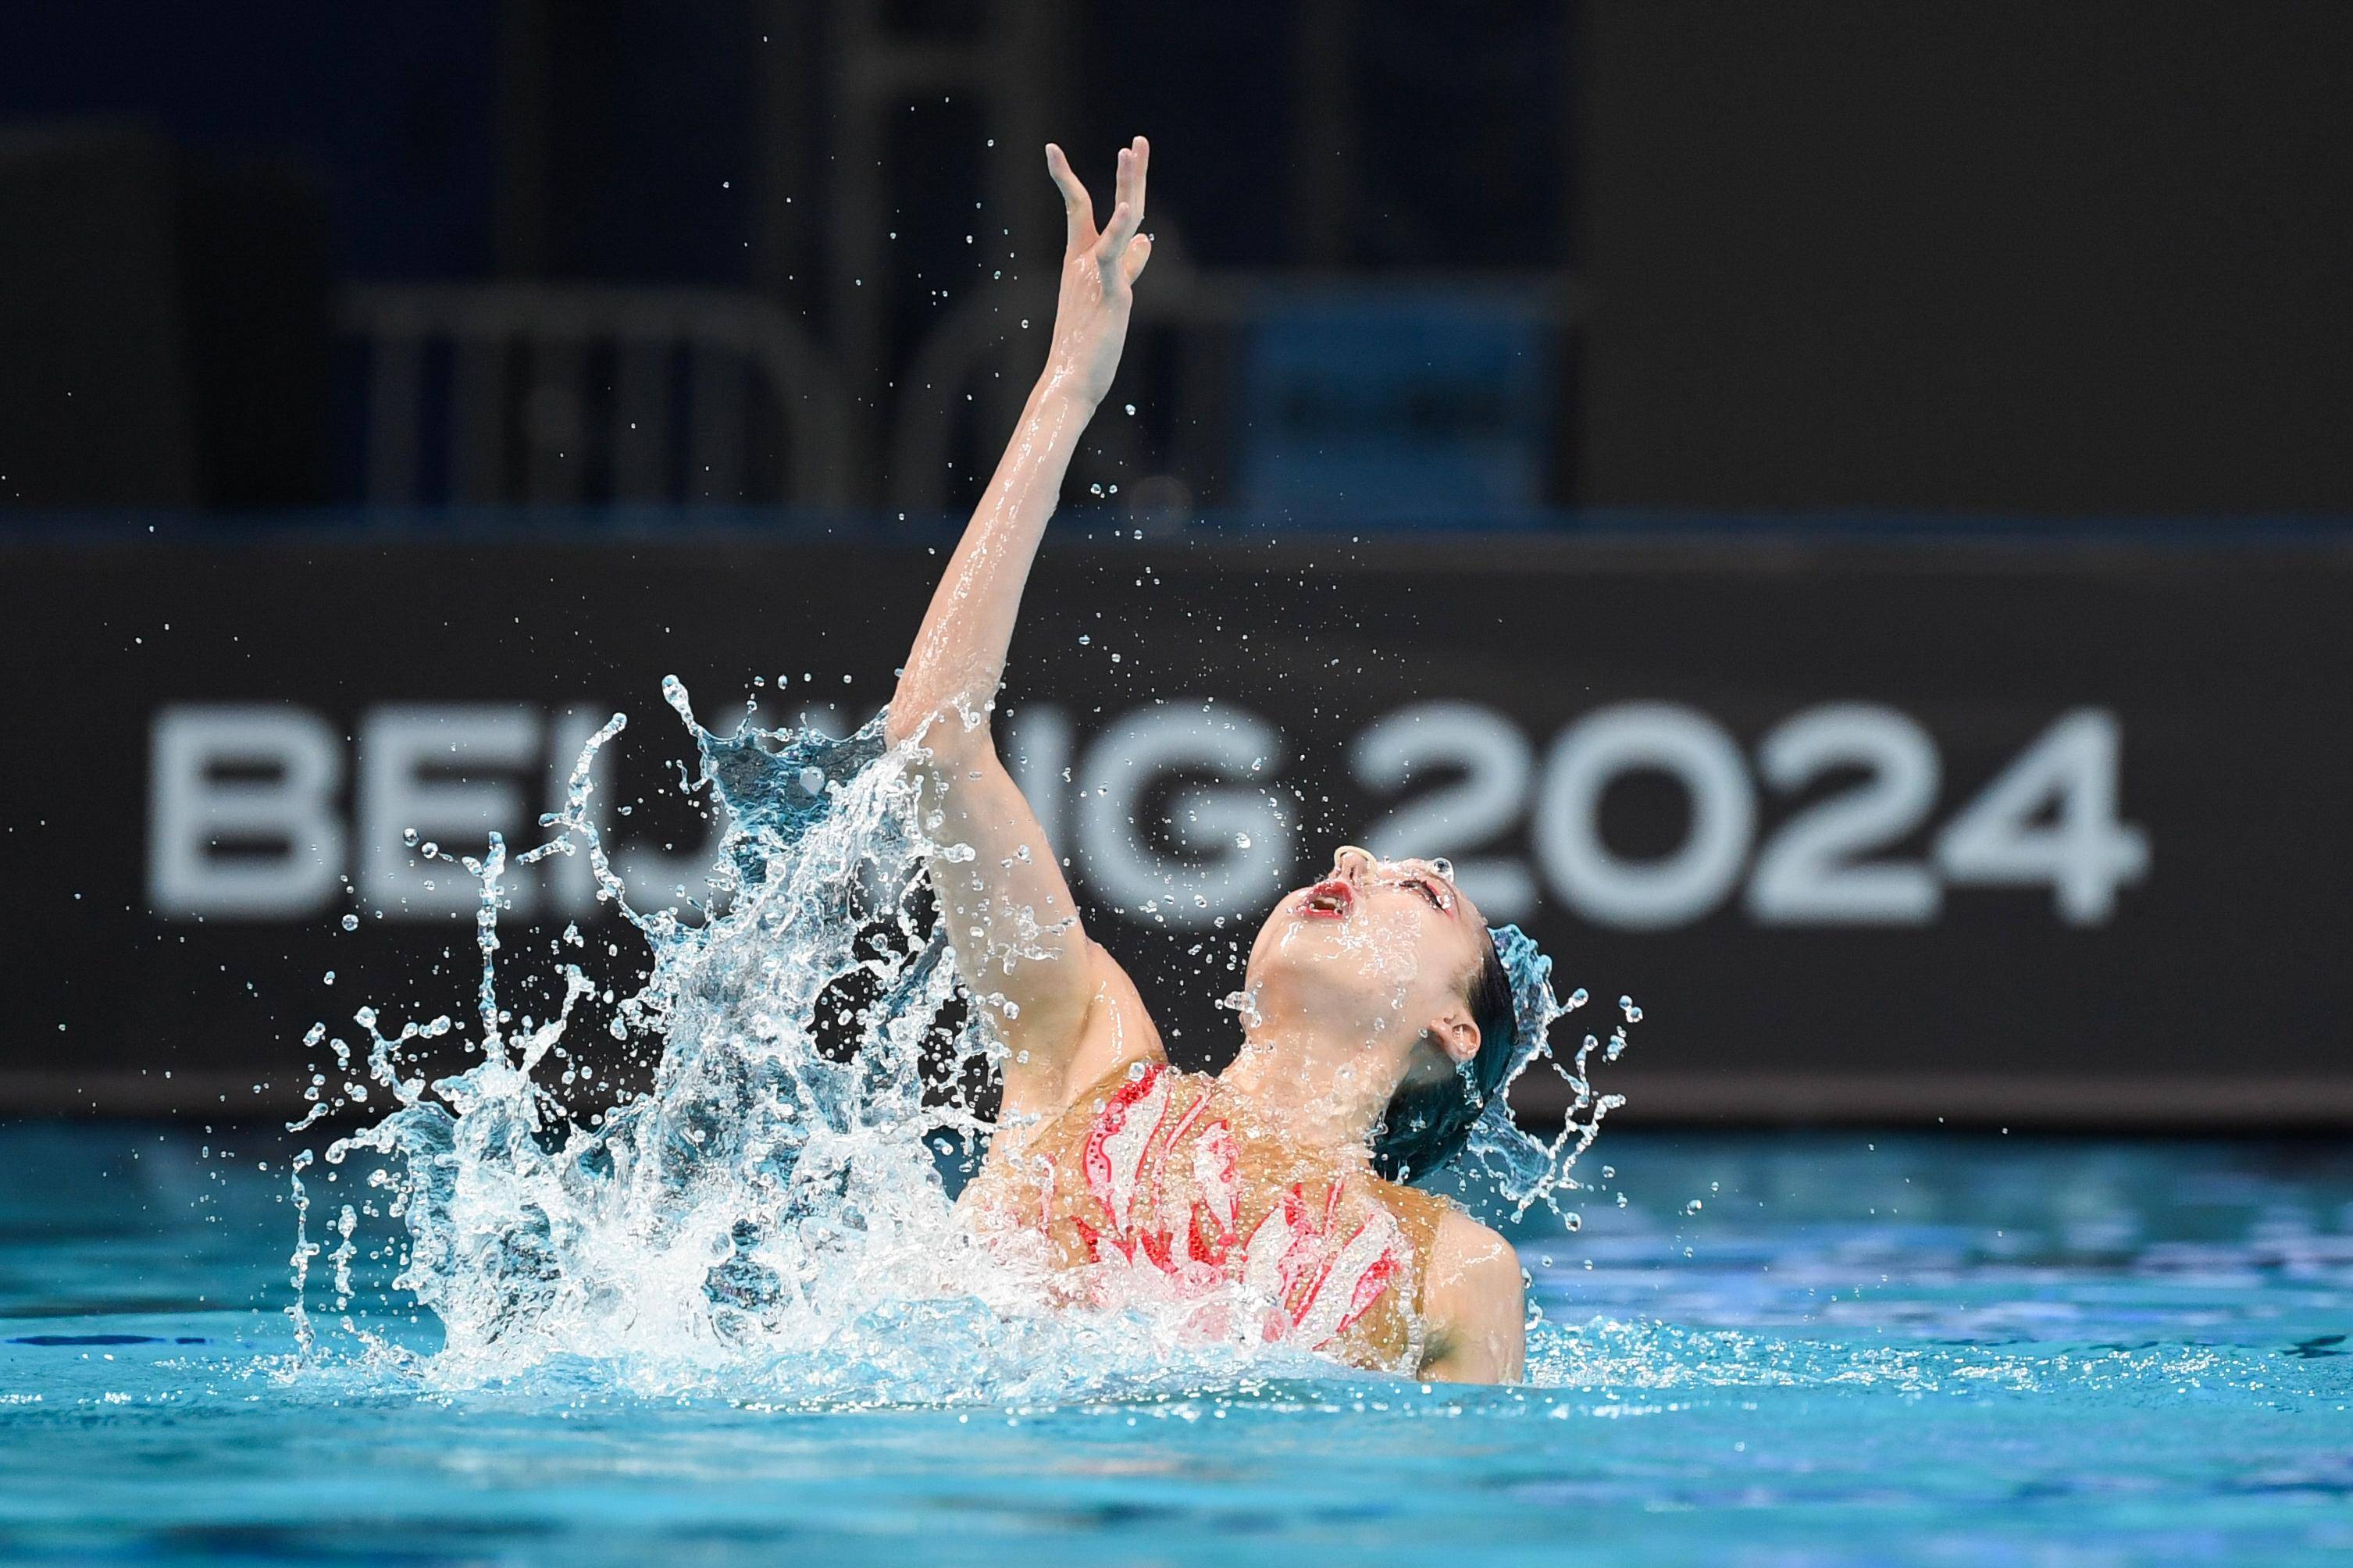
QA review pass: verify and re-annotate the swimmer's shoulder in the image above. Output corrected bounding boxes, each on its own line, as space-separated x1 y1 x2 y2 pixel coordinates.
1417 1206 1525 1384
1032 1054 1204 1151
1042 942 1168 1112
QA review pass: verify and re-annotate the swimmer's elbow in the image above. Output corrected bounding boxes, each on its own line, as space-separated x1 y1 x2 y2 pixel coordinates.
886 698 993 772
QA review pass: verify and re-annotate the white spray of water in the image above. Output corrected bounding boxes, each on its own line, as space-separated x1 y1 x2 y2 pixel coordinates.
287 684 1628 1398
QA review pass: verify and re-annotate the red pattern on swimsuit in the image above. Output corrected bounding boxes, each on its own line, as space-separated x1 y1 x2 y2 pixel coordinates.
1062 1063 1410 1354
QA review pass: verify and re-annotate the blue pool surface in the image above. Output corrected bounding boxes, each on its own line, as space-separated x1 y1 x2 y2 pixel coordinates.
2 1121 2349 1563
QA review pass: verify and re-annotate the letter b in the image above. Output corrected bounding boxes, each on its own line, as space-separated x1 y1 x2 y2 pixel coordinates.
149 706 346 918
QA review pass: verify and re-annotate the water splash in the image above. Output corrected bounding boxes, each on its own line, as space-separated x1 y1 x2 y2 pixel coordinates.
1454 928 1625 1226
289 685 1623 1393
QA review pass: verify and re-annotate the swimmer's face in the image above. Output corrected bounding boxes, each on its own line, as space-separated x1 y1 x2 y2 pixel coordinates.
1239 846 1491 1065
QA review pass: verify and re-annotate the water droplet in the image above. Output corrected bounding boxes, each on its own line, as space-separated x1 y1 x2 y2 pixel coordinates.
340 914 359 932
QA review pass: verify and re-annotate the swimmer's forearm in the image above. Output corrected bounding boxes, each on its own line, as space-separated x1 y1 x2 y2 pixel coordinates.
886 372 1099 752
889 139 1147 754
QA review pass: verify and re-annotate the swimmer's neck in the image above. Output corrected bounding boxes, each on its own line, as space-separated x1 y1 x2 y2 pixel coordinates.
1215 1025 1403 1171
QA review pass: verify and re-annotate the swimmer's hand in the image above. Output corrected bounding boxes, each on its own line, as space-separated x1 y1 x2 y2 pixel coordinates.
1041 137 1152 408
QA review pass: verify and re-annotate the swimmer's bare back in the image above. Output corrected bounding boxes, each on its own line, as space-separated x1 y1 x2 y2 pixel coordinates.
882 139 1524 1383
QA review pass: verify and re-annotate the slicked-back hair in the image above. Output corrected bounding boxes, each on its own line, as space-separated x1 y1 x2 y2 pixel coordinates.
1370 934 1517 1185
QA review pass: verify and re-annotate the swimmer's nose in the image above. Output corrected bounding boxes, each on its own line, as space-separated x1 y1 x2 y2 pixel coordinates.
1332 845 1374 886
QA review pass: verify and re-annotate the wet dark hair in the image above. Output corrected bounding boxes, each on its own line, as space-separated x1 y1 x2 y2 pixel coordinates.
1370 934 1517 1185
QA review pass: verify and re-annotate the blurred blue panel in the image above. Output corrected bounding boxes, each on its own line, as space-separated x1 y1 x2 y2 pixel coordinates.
1236 287 1551 522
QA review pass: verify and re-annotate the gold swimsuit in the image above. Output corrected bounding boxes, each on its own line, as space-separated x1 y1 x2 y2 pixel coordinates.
972 1060 1451 1373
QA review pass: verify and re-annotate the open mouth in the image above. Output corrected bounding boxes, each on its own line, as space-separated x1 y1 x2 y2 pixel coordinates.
1297 878 1353 920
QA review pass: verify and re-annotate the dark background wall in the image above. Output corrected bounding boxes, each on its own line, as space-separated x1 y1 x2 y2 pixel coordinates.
1578 2 2353 515
7 3 2351 518
2 2 2348 1124
0 2 1582 518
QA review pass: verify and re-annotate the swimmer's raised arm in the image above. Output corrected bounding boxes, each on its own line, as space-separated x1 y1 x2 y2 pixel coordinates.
887 140 1151 745
886 138 1162 1124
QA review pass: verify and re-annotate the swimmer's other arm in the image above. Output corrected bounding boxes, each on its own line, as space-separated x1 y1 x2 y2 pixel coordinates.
1419 1211 1526 1384
885 139 1160 1126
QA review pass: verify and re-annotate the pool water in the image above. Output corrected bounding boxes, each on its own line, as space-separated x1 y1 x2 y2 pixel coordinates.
3 1121 2348 1562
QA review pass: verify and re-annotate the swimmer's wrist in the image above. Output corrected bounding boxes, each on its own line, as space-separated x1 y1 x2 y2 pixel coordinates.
1032 367 1102 414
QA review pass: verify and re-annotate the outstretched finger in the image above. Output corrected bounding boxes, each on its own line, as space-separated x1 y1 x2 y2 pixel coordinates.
1045 143 1095 251
1110 137 1148 246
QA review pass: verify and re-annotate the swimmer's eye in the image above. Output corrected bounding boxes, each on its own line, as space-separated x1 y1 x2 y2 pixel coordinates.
1406 876 1452 913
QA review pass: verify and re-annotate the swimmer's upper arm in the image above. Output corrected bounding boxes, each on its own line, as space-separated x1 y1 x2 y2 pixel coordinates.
910 733 1158 1121
1419 1211 1525 1384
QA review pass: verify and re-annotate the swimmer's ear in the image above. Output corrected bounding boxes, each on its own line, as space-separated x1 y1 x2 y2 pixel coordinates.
1428 1003 1481 1067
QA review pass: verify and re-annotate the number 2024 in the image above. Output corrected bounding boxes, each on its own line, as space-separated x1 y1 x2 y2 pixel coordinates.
1353 703 2150 931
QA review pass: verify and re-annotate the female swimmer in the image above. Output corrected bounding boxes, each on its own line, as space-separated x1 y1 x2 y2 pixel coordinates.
886 138 1525 1384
